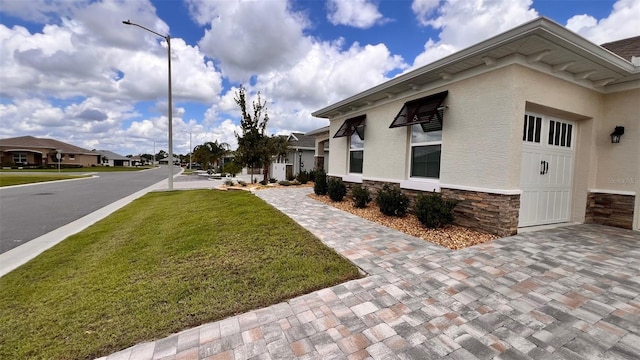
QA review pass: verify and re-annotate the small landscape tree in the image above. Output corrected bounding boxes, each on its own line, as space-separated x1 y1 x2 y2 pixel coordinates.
234 86 270 184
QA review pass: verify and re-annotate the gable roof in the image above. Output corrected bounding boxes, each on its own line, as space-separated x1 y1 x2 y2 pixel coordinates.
601 36 640 63
305 126 330 137
92 149 130 161
0 135 95 155
313 17 639 119
287 132 316 148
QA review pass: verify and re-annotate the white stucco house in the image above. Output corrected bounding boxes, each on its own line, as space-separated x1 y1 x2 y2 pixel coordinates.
312 17 639 236
92 150 131 167
270 132 329 181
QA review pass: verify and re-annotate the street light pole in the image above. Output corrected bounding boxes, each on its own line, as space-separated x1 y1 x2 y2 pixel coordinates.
189 131 192 170
123 20 173 190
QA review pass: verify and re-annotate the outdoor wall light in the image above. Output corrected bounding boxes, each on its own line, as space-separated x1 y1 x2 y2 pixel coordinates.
610 126 624 143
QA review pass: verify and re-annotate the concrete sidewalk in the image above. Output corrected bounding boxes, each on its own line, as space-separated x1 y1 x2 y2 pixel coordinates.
99 187 640 360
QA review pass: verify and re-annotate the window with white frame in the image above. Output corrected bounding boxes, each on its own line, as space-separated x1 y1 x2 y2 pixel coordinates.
388 91 447 179
349 129 364 173
334 114 366 174
68 154 75 160
410 123 442 178
13 153 28 164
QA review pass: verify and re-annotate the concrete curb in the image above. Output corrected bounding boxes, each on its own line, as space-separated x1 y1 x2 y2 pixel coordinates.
0 174 98 190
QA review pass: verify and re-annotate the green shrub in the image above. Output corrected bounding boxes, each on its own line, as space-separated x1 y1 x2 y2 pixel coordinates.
351 185 371 208
237 180 247 187
287 174 296 181
375 184 409 216
414 192 458 228
224 179 234 186
259 180 268 185
278 180 291 186
222 162 242 177
296 170 309 184
269 178 277 183
314 170 328 195
327 178 346 201
308 170 317 183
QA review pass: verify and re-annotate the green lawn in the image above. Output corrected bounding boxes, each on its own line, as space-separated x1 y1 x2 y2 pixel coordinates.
0 190 361 360
0 173 90 187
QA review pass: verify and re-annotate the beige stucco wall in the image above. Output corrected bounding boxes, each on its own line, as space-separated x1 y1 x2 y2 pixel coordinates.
600 89 640 230
438 67 522 189
327 64 639 228
329 67 522 189
597 89 640 193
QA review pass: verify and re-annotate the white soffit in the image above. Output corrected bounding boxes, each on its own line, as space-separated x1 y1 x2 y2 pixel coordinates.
313 17 639 119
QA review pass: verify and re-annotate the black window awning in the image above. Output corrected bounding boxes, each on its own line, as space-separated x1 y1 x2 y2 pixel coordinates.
333 115 366 138
389 91 448 129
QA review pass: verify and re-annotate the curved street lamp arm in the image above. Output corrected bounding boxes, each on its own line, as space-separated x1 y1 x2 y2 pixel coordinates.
122 20 169 41
122 19 174 190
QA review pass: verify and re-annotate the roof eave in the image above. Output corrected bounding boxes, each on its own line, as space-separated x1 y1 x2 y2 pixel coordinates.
312 16 638 118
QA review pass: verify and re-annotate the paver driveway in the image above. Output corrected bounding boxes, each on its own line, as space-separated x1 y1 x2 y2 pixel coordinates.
102 187 640 360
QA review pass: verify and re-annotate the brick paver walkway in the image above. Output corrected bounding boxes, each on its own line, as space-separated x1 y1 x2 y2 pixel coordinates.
101 187 640 360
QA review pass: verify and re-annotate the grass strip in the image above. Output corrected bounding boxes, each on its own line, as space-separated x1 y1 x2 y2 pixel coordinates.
0 190 360 359
0 166 152 173
0 174 89 187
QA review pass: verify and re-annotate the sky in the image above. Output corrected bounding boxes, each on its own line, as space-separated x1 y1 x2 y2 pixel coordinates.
0 0 638 156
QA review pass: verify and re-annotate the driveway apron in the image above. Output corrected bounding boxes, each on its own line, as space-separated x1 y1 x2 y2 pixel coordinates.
101 187 640 360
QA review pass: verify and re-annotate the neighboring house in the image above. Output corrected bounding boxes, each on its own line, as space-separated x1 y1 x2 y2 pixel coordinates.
157 157 180 165
305 126 330 172
270 132 329 180
288 131 329 174
0 135 100 168
92 150 131 167
312 17 639 236
129 155 151 166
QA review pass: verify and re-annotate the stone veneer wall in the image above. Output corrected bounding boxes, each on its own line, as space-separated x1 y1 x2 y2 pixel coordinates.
585 192 635 230
337 179 520 237
440 188 520 237
314 156 324 171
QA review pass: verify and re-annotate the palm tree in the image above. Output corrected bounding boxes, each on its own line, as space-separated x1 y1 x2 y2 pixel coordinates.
193 141 230 171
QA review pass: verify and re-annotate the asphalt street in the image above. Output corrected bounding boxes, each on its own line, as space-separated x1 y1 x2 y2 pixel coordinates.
0 166 180 254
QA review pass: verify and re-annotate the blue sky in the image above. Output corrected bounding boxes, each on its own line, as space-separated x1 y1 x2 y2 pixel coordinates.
0 0 637 156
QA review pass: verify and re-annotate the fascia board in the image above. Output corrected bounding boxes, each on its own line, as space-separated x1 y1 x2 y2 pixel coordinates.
312 16 638 118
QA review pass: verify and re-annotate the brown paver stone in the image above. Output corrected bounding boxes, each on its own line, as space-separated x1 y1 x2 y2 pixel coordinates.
101 187 640 360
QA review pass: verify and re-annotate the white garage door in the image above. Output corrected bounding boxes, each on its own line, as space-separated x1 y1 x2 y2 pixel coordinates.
519 113 575 227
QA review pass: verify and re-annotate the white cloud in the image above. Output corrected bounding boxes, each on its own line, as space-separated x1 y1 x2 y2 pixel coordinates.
327 0 388 29
410 0 538 68
12 0 630 158
251 40 405 134
0 0 83 23
0 0 225 156
566 0 640 45
412 0 440 25
189 0 312 82
0 1 221 102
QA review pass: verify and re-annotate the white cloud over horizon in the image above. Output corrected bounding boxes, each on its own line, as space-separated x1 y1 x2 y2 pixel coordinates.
0 0 637 157
326 0 389 29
